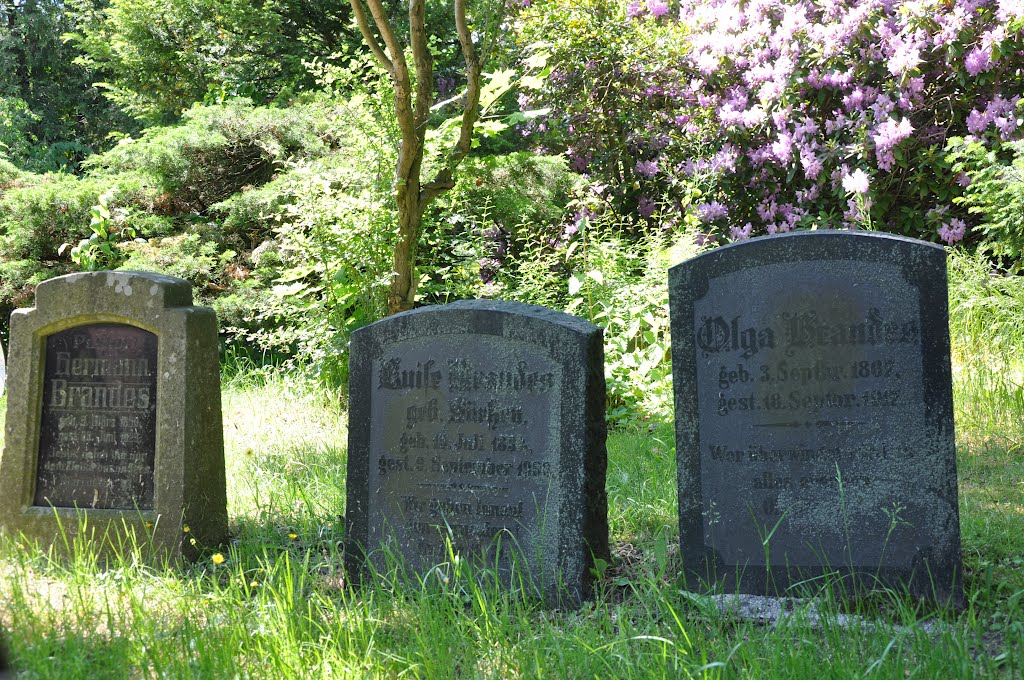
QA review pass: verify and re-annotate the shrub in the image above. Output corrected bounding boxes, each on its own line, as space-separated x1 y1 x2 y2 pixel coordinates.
948 138 1024 263
85 99 341 220
0 173 156 261
515 0 1024 247
418 152 580 302
512 0 710 227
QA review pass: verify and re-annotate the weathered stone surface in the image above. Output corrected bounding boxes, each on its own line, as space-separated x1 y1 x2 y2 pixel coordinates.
0 271 227 560
345 300 608 606
669 231 961 602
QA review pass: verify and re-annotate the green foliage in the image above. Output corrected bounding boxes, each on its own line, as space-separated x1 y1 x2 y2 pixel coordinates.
87 99 339 223
419 152 578 303
66 0 358 122
61 188 137 270
948 138 1024 264
511 0 708 224
0 173 149 262
0 0 136 171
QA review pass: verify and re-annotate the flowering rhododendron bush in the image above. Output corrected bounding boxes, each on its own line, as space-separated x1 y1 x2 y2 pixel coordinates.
513 0 711 232
514 0 1024 247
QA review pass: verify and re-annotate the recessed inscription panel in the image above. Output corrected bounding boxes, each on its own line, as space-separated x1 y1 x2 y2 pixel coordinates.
35 323 158 509
368 336 561 573
695 260 930 568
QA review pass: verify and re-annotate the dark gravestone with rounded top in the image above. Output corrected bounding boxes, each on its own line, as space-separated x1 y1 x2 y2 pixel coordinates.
670 231 961 602
345 300 608 606
0 272 226 560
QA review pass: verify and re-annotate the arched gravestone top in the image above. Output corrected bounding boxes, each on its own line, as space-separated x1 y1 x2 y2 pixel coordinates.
0 271 226 561
345 300 609 607
669 231 961 603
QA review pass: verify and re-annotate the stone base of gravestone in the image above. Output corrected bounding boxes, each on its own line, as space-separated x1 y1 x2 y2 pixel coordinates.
0 271 226 561
670 231 961 603
345 300 608 607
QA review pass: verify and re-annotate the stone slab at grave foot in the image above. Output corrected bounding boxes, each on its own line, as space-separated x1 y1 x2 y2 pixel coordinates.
670 231 961 603
0 271 226 560
345 300 609 607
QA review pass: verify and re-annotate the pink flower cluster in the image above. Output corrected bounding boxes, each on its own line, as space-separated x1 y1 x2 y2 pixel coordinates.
672 0 1024 243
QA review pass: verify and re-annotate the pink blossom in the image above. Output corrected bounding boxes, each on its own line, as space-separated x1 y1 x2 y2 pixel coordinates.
730 223 753 240
696 201 729 222
938 219 967 244
626 1 645 18
638 197 656 219
635 159 659 178
647 0 670 17
964 47 991 76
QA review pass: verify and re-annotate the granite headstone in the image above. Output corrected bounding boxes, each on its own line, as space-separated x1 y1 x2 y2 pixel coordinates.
345 300 608 606
669 231 961 601
0 271 227 559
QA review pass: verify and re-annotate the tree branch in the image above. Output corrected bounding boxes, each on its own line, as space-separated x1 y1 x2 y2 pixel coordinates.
409 0 433 131
347 0 393 73
422 0 482 205
364 0 406 76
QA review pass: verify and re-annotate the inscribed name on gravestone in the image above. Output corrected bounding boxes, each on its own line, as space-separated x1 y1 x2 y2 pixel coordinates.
669 232 961 601
346 300 608 605
0 271 226 559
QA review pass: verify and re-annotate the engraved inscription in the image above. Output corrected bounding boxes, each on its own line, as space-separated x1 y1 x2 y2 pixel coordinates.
695 260 930 569
35 324 158 509
369 337 561 571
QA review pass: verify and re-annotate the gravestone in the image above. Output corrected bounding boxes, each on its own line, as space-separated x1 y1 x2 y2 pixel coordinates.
670 231 961 602
0 271 226 559
345 300 608 606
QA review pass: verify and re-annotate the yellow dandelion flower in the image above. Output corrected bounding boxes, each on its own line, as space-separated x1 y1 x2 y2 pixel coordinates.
189 538 197 546
212 553 225 566
250 580 260 588
183 525 191 533
144 522 154 529
288 533 298 540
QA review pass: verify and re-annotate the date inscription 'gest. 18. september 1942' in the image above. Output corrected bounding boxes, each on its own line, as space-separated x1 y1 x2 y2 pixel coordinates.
35 323 158 510
368 338 560 568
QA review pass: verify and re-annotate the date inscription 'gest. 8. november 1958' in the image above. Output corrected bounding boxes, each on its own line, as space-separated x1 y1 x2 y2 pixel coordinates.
35 323 158 510
369 338 561 568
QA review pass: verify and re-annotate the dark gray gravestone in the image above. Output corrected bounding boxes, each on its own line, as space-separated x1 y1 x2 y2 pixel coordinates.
345 300 608 606
669 231 961 602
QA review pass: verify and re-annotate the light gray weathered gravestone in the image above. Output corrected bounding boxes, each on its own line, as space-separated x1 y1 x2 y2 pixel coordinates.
345 300 608 606
670 231 961 602
0 271 226 559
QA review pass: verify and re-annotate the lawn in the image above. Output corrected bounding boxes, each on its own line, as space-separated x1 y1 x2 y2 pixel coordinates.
0 350 1021 678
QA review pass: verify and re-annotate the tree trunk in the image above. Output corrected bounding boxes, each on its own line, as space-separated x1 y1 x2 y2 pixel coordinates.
390 166 423 313
350 0 482 315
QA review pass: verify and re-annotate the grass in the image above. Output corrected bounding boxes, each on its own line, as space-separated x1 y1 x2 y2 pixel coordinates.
0 250 1022 677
